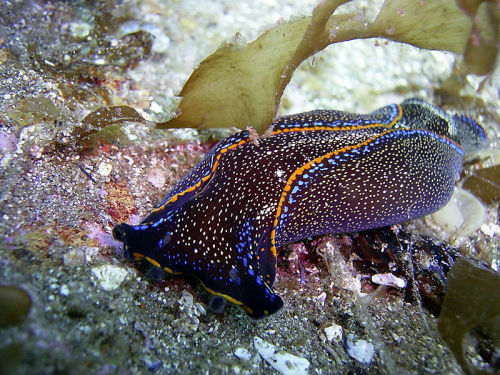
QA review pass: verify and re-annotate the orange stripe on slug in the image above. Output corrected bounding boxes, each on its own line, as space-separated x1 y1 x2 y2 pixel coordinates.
269 129 396 257
387 104 403 127
149 138 249 216
164 266 182 275
272 123 387 135
145 256 161 268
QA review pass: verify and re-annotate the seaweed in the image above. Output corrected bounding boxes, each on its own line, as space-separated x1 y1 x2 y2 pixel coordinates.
153 0 498 133
438 258 500 374
78 0 498 142
462 165 500 205
76 105 149 140
0 285 32 328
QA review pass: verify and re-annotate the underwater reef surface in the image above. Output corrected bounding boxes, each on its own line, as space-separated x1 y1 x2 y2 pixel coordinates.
0 0 499 374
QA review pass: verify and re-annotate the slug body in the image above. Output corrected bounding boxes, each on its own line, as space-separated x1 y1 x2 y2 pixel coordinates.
113 99 487 318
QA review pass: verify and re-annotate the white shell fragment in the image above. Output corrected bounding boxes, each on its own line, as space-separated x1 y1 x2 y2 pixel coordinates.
234 347 252 361
98 161 113 177
346 334 375 365
324 324 343 343
254 336 310 375
91 264 128 291
371 273 406 288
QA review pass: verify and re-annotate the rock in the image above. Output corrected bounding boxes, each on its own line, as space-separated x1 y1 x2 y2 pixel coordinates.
254 336 310 375
98 161 113 177
234 347 252 361
147 167 166 188
371 273 406 288
324 324 343 343
178 290 194 310
63 248 87 267
91 265 129 291
172 290 202 333
346 334 375 365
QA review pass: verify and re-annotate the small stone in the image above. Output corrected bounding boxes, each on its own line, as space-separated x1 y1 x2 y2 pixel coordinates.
83 247 100 262
98 162 112 177
144 358 162 372
371 273 406 288
254 336 310 375
94 58 106 65
173 290 201 333
91 265 128 291
481 222 500 237
150 101 163 113
69 21 92 39
324 324 343 343
234 347 252 361
391 332 402 343
63 248 86 267
179 290 194 309
196 303 206 316
29 144 43 159
314 292 327 305
346 334 375 365
59 284 69 296
147 167 166 189
0 49 9 64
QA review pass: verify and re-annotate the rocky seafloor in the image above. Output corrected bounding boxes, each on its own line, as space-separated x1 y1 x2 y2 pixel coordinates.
1 1 499 374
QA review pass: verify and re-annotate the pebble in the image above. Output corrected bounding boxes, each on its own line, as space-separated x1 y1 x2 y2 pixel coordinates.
91 265 129 291
254 336 310 375
69 21 92 38
324 324 343 343
63 248 86 267
59 284 70 296
98 162 113 177
0 130 18 151
234 347 252 361
178 290 194 310
371 273 406 288
147 167 167 188
481 222 500 237
346 334 375 365
149 101 163 113
196 302 206 316
171 290 201 333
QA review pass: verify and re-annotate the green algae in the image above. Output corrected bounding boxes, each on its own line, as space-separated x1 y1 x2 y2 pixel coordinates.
0 285 32 328
157 0 498 133
75 105 149 146
463 165 500 205
438 258 500 374
78 0 499 142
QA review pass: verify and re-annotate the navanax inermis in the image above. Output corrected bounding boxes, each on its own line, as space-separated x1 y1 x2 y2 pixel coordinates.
113 98 487 318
